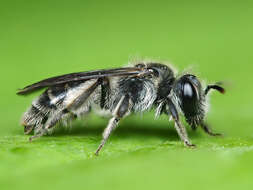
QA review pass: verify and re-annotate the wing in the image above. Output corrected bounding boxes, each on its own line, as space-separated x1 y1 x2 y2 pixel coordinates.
17 67 149 95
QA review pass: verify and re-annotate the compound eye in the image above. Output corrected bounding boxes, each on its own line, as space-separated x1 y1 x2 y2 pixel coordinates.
183 82 194 99
182 82 200 102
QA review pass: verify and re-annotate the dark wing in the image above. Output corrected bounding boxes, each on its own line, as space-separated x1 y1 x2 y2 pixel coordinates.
17 67 147 95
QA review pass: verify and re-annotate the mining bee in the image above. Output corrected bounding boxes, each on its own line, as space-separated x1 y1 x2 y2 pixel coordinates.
17 61 225 155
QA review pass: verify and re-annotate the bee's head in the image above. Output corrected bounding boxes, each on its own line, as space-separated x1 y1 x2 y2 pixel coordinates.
173 74 206 127
173 74 225 128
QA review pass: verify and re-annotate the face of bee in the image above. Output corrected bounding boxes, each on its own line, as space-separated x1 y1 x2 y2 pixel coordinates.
174 74 205 126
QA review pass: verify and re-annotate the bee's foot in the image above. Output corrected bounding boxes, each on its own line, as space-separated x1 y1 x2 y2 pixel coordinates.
28 133 44 142
207 132 223 137
184 141 196 148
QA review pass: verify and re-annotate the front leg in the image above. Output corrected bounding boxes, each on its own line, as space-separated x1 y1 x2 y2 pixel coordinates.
200 122 222 136
166 98 195 147
174 120 195 147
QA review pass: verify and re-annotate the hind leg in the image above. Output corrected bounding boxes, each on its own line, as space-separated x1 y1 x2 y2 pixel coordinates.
29 127 47 141
29 110 70 141
29 79 101 141
24 125 34 135
29 109 89 141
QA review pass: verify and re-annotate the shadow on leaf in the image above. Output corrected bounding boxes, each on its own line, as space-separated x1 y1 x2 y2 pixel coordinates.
51 122 201 141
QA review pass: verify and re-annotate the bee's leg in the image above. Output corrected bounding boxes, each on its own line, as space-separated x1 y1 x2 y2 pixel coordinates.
30 80 102 141
29 127 47 141
46 79 101 130
200 122 222 136
95 117 120 155
95 95 130 156
175 120 195 147
44 109 69 130
166 98 195 147
29 122 49 141
29 109 72 142
24 125 34 135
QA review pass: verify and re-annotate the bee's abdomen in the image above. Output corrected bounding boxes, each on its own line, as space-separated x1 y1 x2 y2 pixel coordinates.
21 86 67 134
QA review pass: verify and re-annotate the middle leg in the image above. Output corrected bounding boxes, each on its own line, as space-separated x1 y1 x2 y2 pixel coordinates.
95 95 131 155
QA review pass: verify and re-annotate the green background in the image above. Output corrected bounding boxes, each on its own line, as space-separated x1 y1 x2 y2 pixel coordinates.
1 0 253 189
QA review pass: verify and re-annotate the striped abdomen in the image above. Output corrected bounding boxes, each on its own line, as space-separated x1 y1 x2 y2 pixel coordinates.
21 80 98 134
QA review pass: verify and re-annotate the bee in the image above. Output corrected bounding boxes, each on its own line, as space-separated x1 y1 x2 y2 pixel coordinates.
17 61 225 155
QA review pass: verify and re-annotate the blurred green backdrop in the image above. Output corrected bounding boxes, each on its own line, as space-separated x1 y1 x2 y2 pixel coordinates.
1 0 253 189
